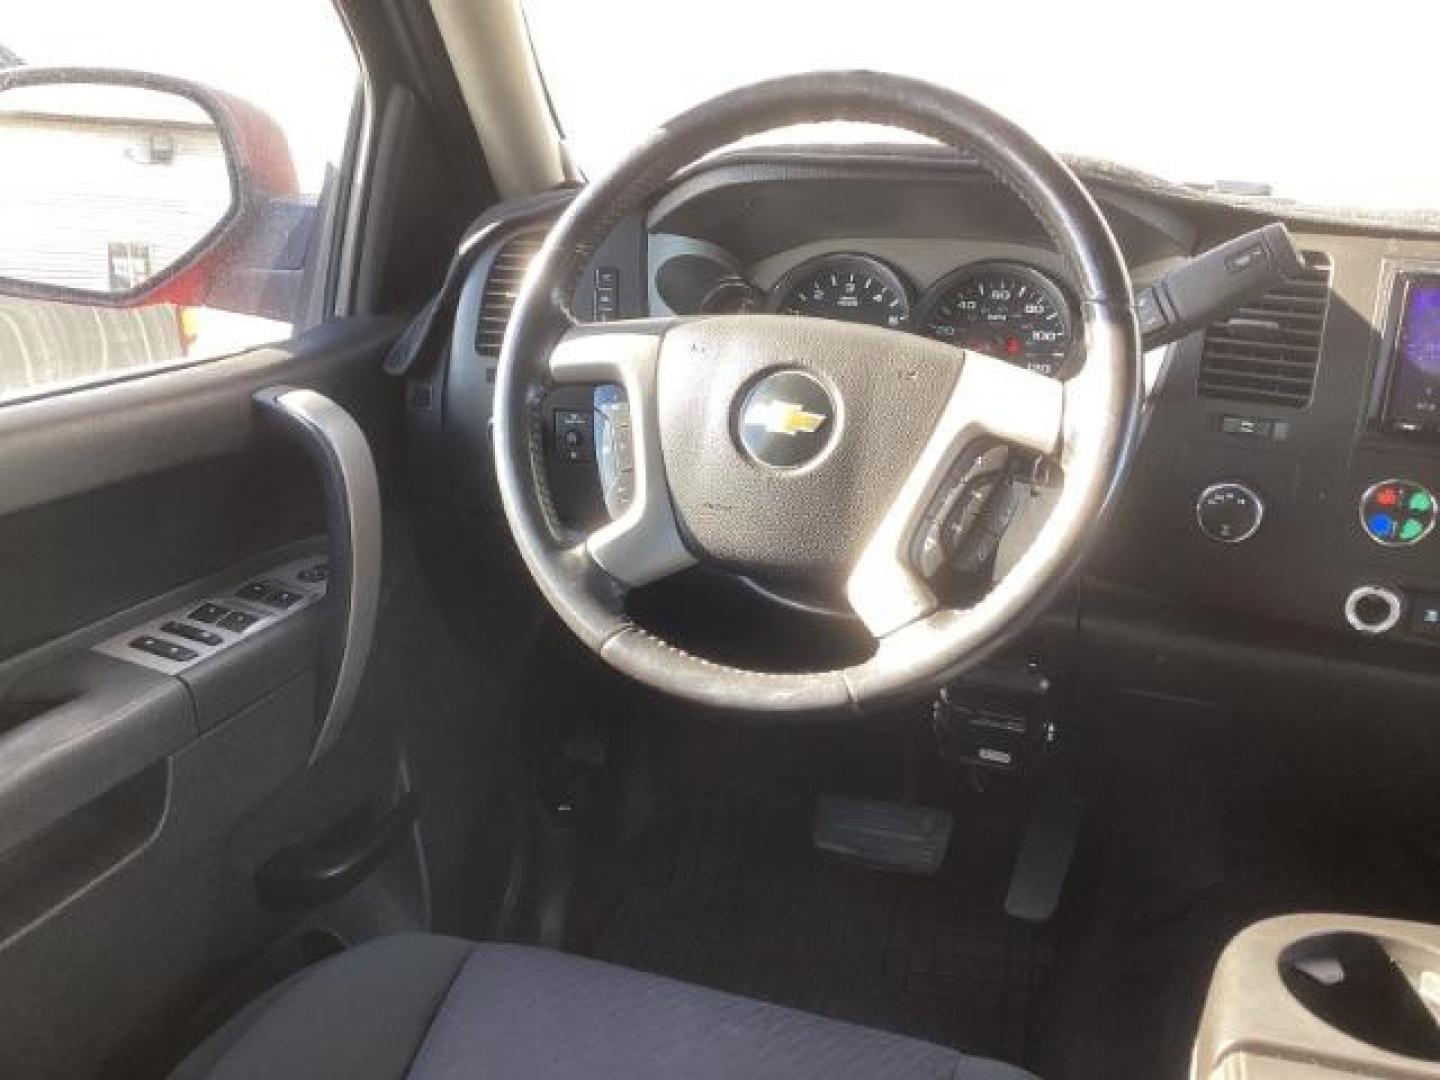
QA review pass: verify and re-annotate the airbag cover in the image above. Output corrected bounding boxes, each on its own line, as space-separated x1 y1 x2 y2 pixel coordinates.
657 314 958 578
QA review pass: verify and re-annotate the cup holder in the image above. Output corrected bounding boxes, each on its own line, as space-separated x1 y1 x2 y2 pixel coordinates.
1280 931 1440 1062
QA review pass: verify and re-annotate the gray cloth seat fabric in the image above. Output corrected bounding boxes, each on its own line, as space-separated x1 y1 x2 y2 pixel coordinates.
174 933 1036 1080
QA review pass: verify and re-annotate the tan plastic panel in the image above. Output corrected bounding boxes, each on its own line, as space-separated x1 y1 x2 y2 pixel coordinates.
1211 1054 1372 1080
1194 914 1440 1080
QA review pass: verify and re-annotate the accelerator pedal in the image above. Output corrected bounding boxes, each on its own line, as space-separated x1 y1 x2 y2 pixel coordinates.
813 795 953 875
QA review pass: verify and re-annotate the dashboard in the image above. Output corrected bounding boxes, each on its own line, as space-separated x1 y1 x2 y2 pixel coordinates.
427 146 1440 673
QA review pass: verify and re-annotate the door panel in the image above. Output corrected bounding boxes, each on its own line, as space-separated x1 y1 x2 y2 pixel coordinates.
0 317 416 1078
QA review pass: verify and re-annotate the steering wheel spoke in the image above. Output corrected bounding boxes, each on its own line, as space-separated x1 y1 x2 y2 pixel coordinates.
846 350 1064 639
546 318 671 385
956 351 1065 457
548 322 696 589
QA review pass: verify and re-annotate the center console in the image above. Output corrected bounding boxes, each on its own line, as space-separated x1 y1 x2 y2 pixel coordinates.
1193 914 1440 1079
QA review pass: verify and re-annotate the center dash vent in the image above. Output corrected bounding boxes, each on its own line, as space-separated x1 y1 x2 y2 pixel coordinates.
475 234 544 360
1196 251 1333 408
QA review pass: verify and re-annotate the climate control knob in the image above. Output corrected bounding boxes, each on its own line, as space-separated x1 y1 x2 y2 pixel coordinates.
1196 481 1265 543
1359 479 1436 546
1344 586 1403 636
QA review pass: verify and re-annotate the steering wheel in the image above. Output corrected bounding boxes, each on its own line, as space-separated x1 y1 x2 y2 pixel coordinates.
494 71 1140 714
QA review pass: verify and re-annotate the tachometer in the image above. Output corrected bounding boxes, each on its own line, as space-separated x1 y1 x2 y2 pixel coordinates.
918 262 1074 377
769 254 911 329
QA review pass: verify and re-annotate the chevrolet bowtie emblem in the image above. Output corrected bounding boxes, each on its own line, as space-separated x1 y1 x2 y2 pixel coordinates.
742 398 828 437
737 371 837 468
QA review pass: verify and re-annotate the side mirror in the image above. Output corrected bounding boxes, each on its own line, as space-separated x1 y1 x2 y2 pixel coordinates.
0 67 297 308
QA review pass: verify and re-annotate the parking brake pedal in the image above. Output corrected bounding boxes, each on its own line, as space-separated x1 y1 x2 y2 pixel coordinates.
813 795 953 875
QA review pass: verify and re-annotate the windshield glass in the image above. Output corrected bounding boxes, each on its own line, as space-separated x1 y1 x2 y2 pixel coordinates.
524 0 1440 213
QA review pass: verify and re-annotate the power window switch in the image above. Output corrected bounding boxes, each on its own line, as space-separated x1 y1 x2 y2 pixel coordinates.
218 611 260 633
131 635 198 662
161 621 222 647
263 588 304 609
235 581 271 601
189 602 229 624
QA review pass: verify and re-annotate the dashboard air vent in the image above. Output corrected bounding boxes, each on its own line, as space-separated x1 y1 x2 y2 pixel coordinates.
475 234 544 360
1196 251 1333 408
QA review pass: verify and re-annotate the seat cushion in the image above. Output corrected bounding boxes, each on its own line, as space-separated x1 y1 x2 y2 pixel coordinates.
175 934 1036 1080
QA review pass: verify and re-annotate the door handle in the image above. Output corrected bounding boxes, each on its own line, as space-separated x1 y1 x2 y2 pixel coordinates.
253 387 381 764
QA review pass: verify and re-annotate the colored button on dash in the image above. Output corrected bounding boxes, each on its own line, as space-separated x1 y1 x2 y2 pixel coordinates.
1361 479 1438 546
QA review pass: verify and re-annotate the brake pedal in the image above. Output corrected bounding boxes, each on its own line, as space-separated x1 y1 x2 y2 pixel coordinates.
813 795 953 875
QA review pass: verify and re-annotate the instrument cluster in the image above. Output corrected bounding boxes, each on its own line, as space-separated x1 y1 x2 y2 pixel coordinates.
768 252 1076 377
660 247 1080 378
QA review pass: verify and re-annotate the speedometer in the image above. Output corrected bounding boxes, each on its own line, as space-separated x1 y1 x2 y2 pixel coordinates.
918 262 1074 377
769 253 911 329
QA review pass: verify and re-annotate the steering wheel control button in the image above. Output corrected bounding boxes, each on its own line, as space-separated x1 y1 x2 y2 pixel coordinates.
218 610 260 634
188 602 229 624
1344 586 1404 636
1195 481 1265 543
594 386 636 519
737 370 837 469
553 410 594 463
130 635 198 662
1360 479 1436 546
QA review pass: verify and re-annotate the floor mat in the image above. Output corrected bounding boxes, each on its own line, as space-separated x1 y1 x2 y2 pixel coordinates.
583 795 1049 1063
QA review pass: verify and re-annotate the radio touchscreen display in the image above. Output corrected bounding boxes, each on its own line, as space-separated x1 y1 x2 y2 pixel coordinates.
1386 277 1440 432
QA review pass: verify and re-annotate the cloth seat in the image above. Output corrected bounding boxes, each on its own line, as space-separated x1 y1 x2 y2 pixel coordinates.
173 934 1036 1079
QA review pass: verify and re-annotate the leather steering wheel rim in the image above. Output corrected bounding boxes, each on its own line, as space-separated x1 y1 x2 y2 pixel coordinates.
494 71 1141 715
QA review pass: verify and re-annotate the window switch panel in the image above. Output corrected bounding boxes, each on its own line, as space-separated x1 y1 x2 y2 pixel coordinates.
95 555 327 674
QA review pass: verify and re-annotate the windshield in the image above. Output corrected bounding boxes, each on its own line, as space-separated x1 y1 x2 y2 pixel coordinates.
524 0 1440 213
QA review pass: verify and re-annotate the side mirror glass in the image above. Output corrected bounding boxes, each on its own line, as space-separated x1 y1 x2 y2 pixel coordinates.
0 73 237 303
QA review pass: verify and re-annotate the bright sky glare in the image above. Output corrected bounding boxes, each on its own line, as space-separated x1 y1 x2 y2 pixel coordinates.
9 0 1438 212
525 0 1440 212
